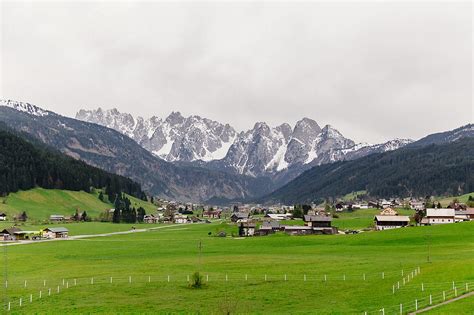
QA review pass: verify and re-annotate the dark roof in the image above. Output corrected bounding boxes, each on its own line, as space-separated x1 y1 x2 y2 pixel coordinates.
1 227 22 234
240 222 256 228
304 215 332 222
0 213 6 216
262 221 280 228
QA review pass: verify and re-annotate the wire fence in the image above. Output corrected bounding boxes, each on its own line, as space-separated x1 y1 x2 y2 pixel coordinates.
364 281 474 315
3 267 420 290
3 267 473 314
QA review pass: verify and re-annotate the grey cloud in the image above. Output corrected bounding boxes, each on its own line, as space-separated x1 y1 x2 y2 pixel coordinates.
1 1 472 143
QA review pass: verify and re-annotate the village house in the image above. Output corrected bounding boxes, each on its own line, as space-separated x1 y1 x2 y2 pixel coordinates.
421 208 456 225
230 212 250 223
1 227 22 240
43 227 69 239
264 213 292 220
239 222 256 236
352 203 369 209
49 215 65 222
380 200 392 209
2 227 38 240
0 213 7 221
303 215 338 234
202 209 222 219
174 213 189 224
304 215 332 227
374 209 410 230
143 214 159 223
410 201 425 211
257 221 282 235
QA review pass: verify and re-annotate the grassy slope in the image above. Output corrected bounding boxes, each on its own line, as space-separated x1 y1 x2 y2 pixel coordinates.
3 221 473 314
334 208 415 230
0 188 110 221
0 188 156 221
436 192 474 207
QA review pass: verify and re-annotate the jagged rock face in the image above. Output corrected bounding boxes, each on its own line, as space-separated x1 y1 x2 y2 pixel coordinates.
223 122 291 177
76 109 237 162
76 107 415 180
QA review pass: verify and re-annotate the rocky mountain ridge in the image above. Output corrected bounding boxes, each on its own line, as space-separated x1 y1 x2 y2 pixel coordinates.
76 107 413 178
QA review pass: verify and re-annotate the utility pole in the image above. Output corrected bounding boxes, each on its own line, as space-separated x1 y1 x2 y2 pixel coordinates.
3 241 7 312
198 239 202 272
426 231 431 263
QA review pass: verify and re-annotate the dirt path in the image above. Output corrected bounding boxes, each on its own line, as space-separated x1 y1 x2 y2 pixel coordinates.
1 223 191 246
408 291 474 314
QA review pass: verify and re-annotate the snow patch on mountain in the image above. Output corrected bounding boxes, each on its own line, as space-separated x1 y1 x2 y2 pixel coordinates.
76 107 414 178
0 99 49 117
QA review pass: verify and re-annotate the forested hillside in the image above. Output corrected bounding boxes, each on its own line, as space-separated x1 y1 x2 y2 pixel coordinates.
261 138 474 204
0 128 146 200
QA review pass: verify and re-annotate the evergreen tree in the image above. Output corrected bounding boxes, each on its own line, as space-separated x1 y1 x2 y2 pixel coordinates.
98 191 104 202
73 209 80 221
20 211 28 222
81 211 88 221
112 208 121 223
137 207 146 223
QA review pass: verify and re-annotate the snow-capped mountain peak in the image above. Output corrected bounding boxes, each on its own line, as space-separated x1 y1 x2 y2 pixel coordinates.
76 108 237 162
75 108 414 179
0 99 49 117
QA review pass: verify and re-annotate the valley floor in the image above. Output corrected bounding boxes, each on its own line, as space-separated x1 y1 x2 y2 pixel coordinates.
1 221 473 314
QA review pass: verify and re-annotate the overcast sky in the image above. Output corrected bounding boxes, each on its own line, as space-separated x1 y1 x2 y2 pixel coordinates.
1 1 472 143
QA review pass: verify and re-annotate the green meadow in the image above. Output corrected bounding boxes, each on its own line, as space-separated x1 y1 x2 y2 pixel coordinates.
0 188 156 221
2 221 473 314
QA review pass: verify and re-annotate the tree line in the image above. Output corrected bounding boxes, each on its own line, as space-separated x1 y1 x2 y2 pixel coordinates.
0 129 147 200
265 138 474 204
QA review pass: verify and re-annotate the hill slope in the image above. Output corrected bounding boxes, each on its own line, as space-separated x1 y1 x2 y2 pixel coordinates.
0 188 156 221
0 127 145 200
261 138 474 204
0 188 110 220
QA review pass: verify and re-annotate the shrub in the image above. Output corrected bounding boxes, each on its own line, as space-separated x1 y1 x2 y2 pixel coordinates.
189 272 203 289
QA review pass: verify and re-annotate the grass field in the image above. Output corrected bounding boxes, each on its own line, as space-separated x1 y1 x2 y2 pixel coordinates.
0 222 162 236
0 188 156 221
334 208 415 230
2 221 473 314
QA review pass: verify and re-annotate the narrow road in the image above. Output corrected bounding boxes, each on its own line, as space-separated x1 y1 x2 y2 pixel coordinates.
408 291 474 314
1 223 191 246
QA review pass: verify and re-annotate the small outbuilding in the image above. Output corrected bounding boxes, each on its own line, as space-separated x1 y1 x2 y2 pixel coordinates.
43 227 69 239
0 213 7 221
303 215 333 228
374 215 410 230
49 215 65 222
